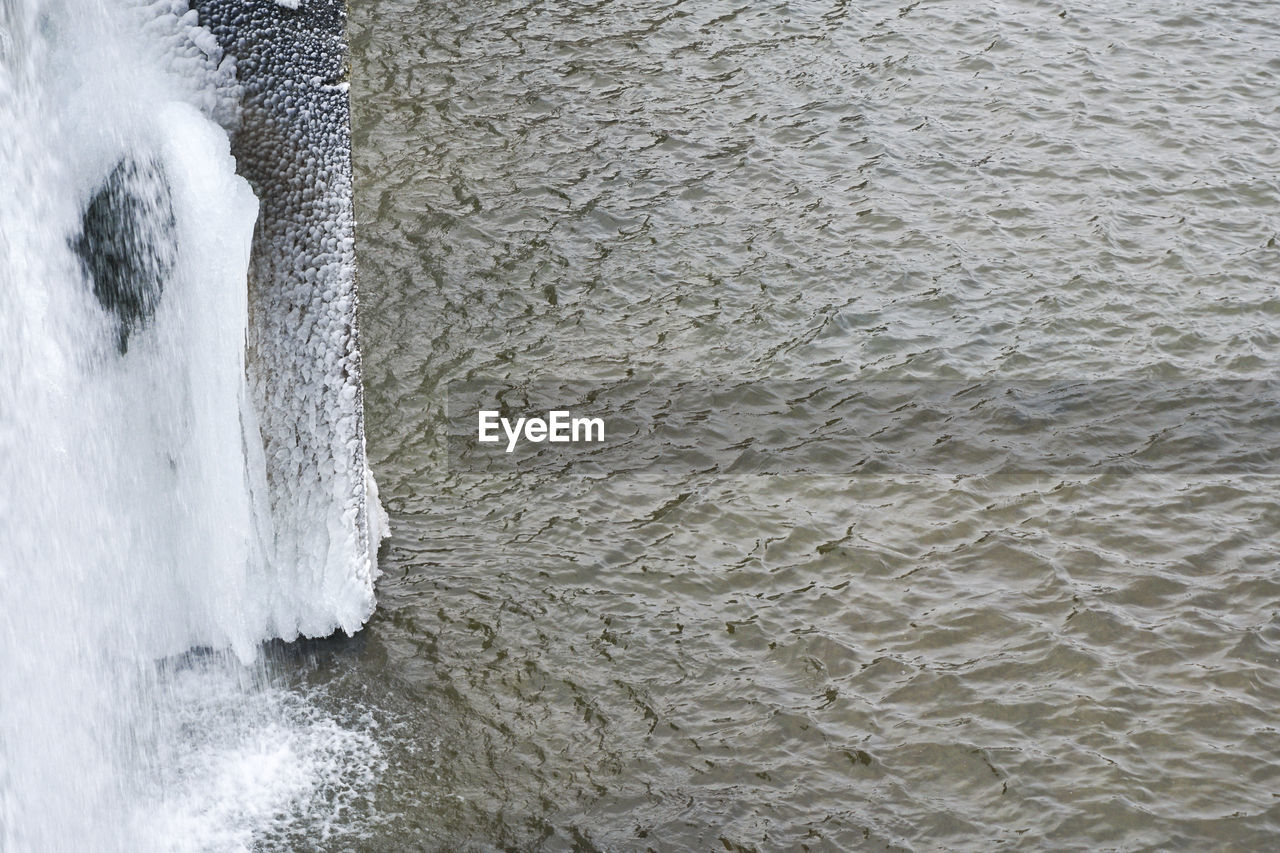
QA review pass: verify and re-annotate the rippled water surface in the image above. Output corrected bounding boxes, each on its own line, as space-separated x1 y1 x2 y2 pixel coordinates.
327 0 1280 848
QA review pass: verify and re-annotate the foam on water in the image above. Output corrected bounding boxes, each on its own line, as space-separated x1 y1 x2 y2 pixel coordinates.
133 657 384 852
0 1 379 849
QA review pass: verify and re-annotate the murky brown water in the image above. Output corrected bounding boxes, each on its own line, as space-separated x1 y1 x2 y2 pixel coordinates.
311 0 1280 849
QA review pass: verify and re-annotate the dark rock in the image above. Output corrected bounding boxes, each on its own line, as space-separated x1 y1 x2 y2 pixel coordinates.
73 157 177 353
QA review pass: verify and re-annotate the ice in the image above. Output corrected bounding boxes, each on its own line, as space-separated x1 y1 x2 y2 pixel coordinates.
187 0 384 641
0 1 382 849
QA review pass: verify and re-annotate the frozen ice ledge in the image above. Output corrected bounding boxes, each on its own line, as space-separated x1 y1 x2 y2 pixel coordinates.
190 0 385 638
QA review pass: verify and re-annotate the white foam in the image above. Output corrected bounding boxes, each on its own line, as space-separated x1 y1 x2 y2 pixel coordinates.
134 659 384 852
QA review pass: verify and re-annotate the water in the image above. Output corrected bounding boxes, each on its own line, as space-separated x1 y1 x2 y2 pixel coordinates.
6 0 1280 849
342 0 1280 849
